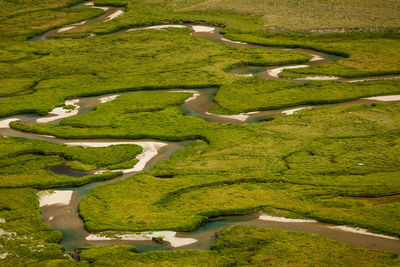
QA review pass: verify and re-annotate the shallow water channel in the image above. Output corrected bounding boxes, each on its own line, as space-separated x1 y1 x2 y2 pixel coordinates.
2 0 400 256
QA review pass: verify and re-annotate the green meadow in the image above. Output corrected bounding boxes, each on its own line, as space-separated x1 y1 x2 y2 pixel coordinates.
0 0 399 265
77 226 400 266
0 137 142 188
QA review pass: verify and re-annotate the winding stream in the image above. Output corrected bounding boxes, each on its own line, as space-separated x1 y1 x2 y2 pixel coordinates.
2 0 400 256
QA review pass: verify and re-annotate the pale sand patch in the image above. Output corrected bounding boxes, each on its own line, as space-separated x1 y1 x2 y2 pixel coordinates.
58 26 76 33
205 112 249 122
169 90 200 103
328 225 398 240
192 26 215 33
92 6 109 11
281 107 311 115
246 111 261 115
220 37 247 45
75 20 88 26
118 142 167 173
297 76 338 81
310 54 324 61
86 231 197 247
84 2 94 5
38 190 73 207
0 118 19 128
36 99 79 123
65 141 167 173
235 74 253 77
267 65 308 78
99 94 120 103
127 25 187 32
259 214 317 223
363 95 400 102
37 134 56 139
105 10 124 21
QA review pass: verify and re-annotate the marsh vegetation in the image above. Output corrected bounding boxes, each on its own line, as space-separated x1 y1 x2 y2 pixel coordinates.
0 0 399 265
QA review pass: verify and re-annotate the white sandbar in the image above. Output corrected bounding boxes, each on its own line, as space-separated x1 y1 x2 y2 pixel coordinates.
362 95 400 102
220 37 247 45
205 112 249 122
86 231 197 247
36 99 79 123
99 95 120 103
298 76 338 81
281 107 310 115
64 141 167 173
38 190 73 207
169 90 200 103
127 25 187 32
267 65 308 78
328 225 398 240
105 10 124 21
259 214 317 223
92 6 109 11
310 54 324 61
0 118 19 128
58 26 76 33
192 25 215 33
235 74 253 77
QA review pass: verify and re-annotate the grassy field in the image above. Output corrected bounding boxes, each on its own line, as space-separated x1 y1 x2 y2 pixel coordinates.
0 1 103 42
1 0 400 265
211 78 400 114
0 188 77 266
183 0 400 31
26 93 398 236
0 28 309 118
225 31 400 77
0 136 141 188
77 226 400 266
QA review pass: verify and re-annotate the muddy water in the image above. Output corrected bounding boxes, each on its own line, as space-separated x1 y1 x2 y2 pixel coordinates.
49 161 92 177
3 88 396 254
41 141 189 252
5 2 398 255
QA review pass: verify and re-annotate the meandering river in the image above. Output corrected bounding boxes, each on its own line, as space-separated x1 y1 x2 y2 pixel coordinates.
2 1 400 256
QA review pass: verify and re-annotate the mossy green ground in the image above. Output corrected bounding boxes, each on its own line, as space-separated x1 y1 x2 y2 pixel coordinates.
212 78 400 114
0 137 141 188
77 226 400 266
1 0 400 265
16 91 400 236
0 188 77 266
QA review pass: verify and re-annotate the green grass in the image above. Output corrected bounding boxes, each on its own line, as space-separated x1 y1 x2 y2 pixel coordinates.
0 188 77 266
211 78 400 114
0 4 104 42
0 79 36 97
1 0 400 263
183 0 400 31
225 31 400 78
0 28 309 118
0 136 141 188
77 226 400 266
48 100 400 236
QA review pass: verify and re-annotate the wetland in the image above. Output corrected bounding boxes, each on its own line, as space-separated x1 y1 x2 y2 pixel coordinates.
0 0 400 265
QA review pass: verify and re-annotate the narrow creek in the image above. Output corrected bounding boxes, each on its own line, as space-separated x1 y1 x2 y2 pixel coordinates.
2 0 400 256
